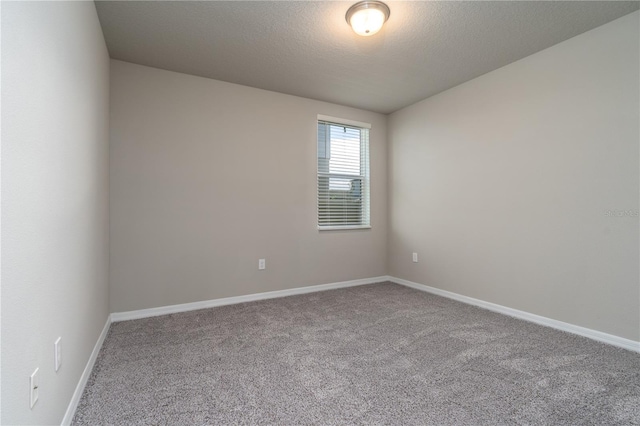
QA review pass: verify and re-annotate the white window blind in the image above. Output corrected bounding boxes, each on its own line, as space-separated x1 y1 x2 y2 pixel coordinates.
317 119 370 229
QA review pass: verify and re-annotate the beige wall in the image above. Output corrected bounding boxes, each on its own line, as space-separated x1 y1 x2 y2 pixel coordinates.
109 60 387 313
388 12 640 341
1 2 110 424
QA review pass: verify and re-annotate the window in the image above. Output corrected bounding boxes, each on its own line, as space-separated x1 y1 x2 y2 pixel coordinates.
317 116 370 230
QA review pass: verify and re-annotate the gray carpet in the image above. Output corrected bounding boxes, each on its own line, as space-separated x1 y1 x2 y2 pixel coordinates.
73 282 640 425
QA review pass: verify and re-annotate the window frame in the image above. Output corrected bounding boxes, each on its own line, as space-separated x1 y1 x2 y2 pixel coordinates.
316 114 371 231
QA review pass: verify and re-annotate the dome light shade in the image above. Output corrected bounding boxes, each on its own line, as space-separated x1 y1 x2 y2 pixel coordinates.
346 1 390 37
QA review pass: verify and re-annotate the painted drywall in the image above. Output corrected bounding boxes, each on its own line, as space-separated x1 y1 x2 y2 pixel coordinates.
388 11 640 341
109 60 387 313
1 2 110 424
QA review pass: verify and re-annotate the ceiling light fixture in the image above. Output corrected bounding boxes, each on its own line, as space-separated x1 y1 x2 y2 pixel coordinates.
345 1 390 37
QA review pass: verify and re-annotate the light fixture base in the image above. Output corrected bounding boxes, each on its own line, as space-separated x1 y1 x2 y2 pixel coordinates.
346 1 391 36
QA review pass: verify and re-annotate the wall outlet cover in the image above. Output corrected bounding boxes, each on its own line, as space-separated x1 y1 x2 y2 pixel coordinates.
54 337 62 372
30 368 39 409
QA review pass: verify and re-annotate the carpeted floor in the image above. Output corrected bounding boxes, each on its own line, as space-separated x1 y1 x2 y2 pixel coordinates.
73 282 640 425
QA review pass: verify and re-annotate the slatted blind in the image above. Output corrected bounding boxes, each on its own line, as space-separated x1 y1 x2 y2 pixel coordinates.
317 120 370 229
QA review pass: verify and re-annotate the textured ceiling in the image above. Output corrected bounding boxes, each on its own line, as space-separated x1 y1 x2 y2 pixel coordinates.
95 1 639 114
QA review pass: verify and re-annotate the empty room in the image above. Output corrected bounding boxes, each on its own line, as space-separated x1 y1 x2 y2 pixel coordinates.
2 0 639 424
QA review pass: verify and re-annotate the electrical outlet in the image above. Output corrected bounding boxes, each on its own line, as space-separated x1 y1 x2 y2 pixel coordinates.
258 259 266 270
54 337 62 372
30 368 39 409
412 252 418 263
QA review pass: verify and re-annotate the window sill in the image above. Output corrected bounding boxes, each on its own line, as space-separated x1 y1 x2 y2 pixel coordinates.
318 225 372 231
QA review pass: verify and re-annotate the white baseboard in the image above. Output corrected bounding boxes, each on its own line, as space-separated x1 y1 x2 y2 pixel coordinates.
60 275 637 425
111 276 390 322
61 316 112 425
389 276 640 353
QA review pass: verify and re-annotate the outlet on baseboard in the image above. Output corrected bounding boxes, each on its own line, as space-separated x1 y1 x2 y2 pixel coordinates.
412 252 418 263
54 337 62 372
258 259 266 270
